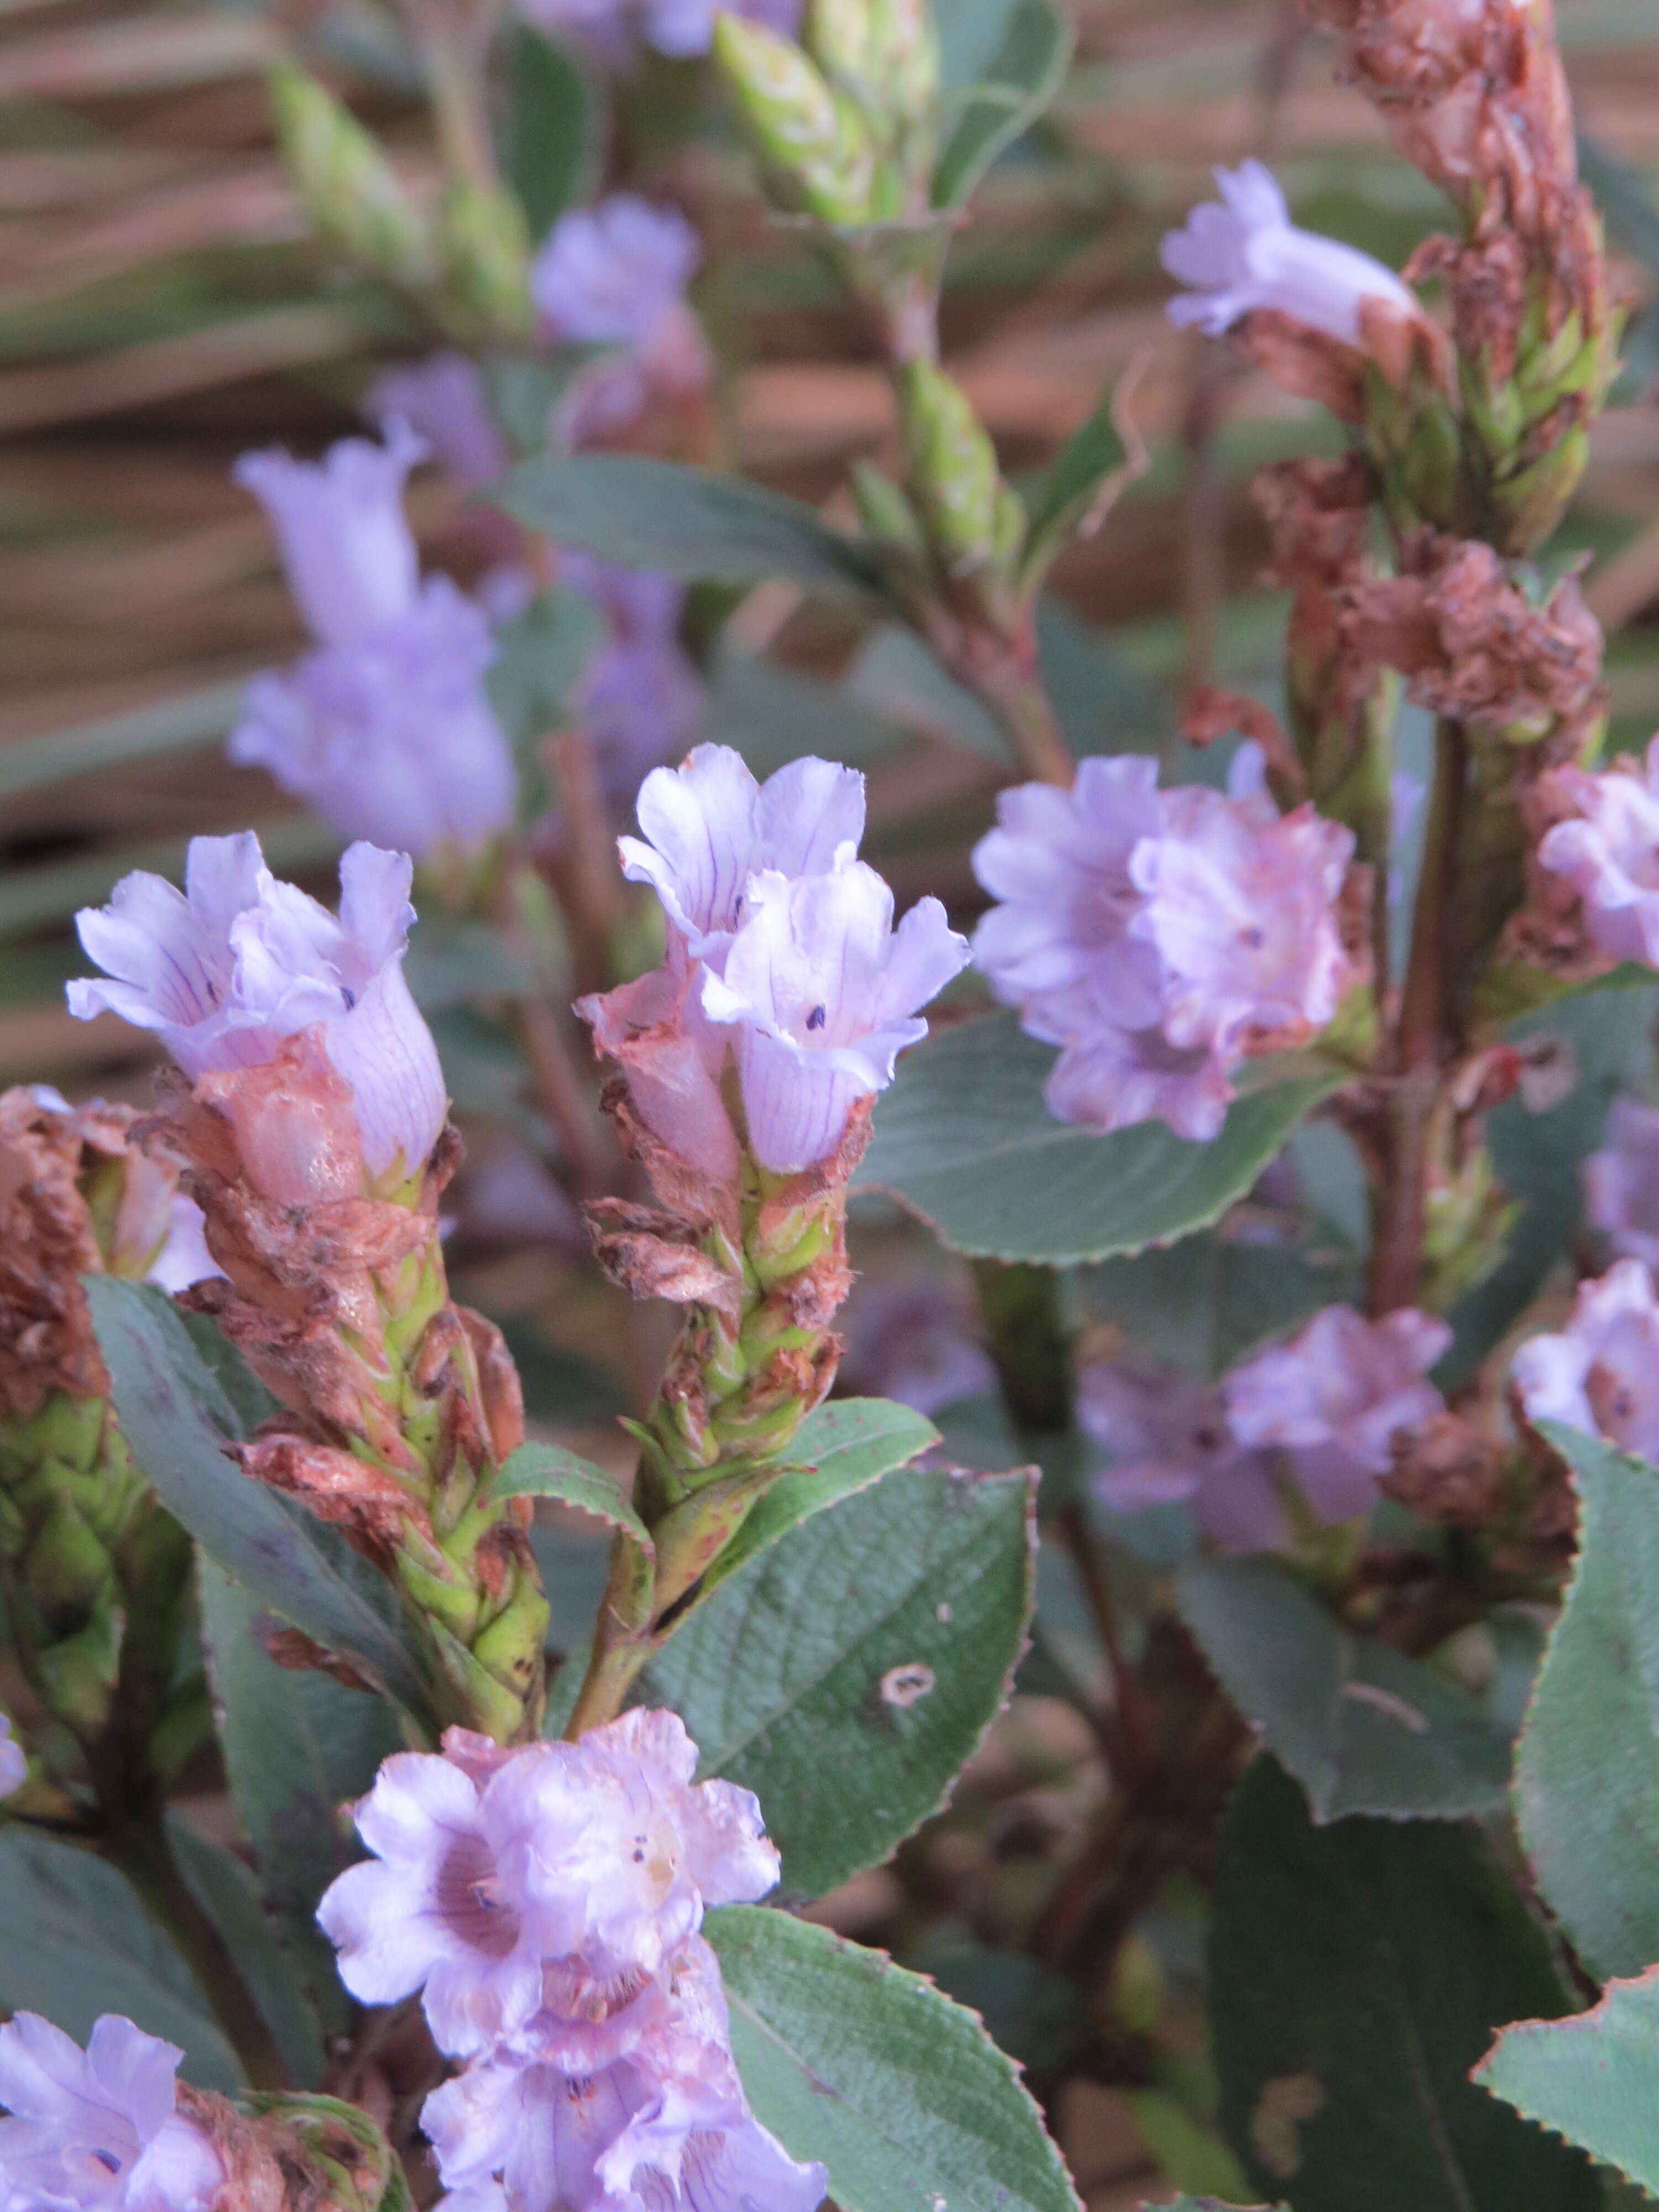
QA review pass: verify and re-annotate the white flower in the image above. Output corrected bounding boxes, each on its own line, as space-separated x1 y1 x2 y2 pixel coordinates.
1161 159 1418 345
619 745 866 965
1538 737 1659 967
67 835 446 1181
1512 1258 1659 1461
229 579 517 860
0 2013 224 2211
234 421 425 651
1224 1303 1451 1523
701 855 969 1173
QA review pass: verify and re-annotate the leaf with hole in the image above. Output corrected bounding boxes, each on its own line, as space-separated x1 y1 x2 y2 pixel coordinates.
1211 1756 1596 2212
638 1462 1032 1897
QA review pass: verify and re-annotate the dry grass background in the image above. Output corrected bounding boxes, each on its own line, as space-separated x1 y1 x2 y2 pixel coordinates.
2 2 1658 2197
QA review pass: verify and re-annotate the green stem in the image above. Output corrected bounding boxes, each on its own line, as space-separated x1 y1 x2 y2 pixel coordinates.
104 1809 292 2093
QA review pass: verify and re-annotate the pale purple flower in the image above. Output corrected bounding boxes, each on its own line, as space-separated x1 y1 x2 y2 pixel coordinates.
619 746 866 965
531 198 700 354
316 1736 558 2058
643 0 800 56
1538 738 1659 967
1129 787 1354 1055
234 421 425 651
1512 1259 1659 1461
424 1939 825 2212
1082 1360 1287 1553
1161 159 1418 345
1586 1098 1659 1271
68 836 447 1181
229 580 517 859
1224 1303 1450 1523
971 755 1354 1143
0 1713 24 1798
499 1710 779 1984
701 855 969 1173
366 354 508 491
0 2013 223 2212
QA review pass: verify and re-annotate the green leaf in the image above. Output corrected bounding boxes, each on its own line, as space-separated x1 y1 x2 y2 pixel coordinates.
1515 1423 1659 1980
705 650 906 779
1035 594 1174 755
700 1396 940 1591
486 586 606 758
491 455 883 594
638 1463 1033 1897
502 23 593 241
404 916 531 1011
1212 1756 1597 2212
0 1828 241 2091
197 1557 402 2026
1082 1230 1357 1384
87 1280 434 1725
492 1442 653 1551
0 677 244 802
706 1905 1081 2212
857 1013 1339 1265
1144 2201 1283 2211
912 1938 1088 2071
933 0 1074 210
164 1813 327 2087
847 625 1009 759
1180 1558 1514 1822
1477 1965 1659 2193
1019 385 1131 584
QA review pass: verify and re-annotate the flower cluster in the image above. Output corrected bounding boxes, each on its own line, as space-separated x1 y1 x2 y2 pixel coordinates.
972 755 1355 1142
69 834 447 1189
318 1710 826 2212
231 425 517 862
530 197 711 449
585 743 968 1177
1083 1303 1448 1549
1513 1259 1659 1462
0 2013 225 2211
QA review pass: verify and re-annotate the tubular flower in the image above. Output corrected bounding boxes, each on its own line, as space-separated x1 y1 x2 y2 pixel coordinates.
1162 159 1419 349
69 834 446 1185
1512 1259 1659 1462
0 1713 23 1797
1224 1303 1451 1524
972 757 1355 1143
232 427 517 860
530 197 711 445
0 2013 225 2212
564 556 705 799
69 836 547 1745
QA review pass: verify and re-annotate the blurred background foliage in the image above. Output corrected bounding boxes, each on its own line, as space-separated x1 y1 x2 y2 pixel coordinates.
2 0 1658 2198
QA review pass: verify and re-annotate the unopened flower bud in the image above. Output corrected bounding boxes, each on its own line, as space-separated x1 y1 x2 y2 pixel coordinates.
712 12 876 226
896 358 1005 575
268 61 430 286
